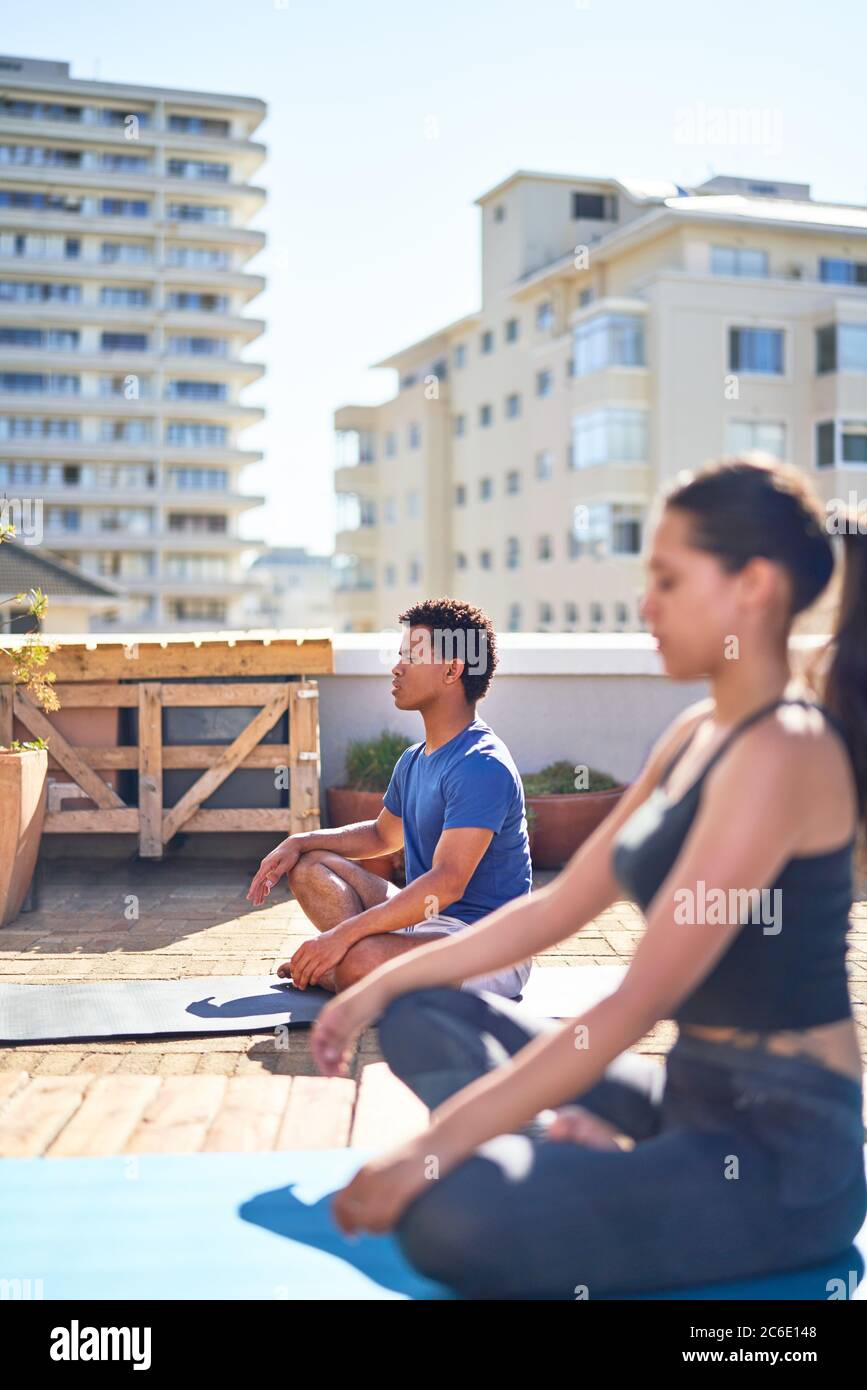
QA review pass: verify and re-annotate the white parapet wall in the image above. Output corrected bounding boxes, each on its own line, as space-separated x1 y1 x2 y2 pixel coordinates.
320 633 710 793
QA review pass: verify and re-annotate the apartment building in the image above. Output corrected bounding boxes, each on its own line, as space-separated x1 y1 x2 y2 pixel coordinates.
334 170 867 633
0 54 266 630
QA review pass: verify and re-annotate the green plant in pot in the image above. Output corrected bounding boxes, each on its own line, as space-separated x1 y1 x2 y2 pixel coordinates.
521 759 626 870
326 730 413 883
0 522 60 925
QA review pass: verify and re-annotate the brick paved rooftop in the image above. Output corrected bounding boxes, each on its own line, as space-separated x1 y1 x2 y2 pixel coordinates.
1 857 865 1158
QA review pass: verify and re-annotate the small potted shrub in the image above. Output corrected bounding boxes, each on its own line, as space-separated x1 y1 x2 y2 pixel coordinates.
326 730 413 882
0 522 60 924
521 760 625 870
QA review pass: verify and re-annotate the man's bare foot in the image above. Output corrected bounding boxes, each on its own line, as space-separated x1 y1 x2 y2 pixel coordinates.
547 1105 631 1150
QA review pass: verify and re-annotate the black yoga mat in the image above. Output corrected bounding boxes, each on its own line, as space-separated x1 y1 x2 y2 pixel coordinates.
0 966 627 1044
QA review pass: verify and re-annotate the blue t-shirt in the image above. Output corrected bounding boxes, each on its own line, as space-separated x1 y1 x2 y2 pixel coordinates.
383 717 532 924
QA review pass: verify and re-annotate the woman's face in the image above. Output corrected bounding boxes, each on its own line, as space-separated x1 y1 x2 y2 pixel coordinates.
640 506 744 680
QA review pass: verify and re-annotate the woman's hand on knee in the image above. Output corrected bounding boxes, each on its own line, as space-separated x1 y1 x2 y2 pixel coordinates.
547 1105 629 1151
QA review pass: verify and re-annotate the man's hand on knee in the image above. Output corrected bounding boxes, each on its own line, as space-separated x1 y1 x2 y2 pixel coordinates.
247 836 308 905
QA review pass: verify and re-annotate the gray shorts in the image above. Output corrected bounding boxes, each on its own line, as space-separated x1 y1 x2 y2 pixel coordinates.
397 913 532 1000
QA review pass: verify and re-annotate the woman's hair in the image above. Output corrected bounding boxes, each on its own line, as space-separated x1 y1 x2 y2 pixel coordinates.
665 457 867 826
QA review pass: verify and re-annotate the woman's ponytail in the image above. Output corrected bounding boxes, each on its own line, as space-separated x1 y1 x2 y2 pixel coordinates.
823 524 867 829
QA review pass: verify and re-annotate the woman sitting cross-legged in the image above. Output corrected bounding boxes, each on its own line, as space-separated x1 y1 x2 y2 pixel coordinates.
310 457 867 1300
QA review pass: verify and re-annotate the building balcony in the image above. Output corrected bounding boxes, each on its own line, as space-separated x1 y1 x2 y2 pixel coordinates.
0 347 265 383
0 438 263 467
0 255 265 296
0 206 266 252
0 391 263 425
0 162 266 206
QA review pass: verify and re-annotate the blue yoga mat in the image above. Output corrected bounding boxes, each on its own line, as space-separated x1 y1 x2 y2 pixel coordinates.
2 1149 864 1300
0 1150 450 1301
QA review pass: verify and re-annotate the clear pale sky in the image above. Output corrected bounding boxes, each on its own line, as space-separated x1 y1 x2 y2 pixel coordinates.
4 0 866 554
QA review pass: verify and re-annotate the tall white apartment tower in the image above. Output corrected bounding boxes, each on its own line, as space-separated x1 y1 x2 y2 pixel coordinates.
0 54 266 630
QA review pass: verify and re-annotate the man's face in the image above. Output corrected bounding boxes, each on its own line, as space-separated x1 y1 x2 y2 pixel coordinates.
390 624 463 711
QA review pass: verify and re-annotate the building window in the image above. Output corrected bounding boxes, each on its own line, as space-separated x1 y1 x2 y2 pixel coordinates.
726 420 787 458
454 551 467 570
536 369 554 398
535 449 554 480
384 430 396 457
573 313 645 376
384 497 397 524
572 408 649 468
406 491 420 519
505 392 521 419
408 556 421 584
480 329 494 354
101 331 148 352
454 483 466 506
728 327 784 375
507 602 522 632
614 602 630 628
589 601 604 628
493 204 506 223
100 286 150 308
816 324 867 375
168 114 230 136
479 549 493 570
536 301 554 331
819 257 867 286
505 318 520 343
408 421 421 449
572 503 644 558
537 534 553 561
505 469 521 494
384 564 396 587
453 413 466 437
578 287 594 307
453 343 466 368
572 191 617 221
815 419 867 469
711 247 769 277
479 403 493 427
479 477 493 501
538 602 554 628
505 536 520 569
564 601 579 628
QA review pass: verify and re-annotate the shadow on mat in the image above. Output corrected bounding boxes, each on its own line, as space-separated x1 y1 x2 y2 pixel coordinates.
186 984 330 1020
239 1183 451 1299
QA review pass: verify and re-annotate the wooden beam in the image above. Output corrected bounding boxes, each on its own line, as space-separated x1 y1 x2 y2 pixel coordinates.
0 638 333 682
0 683 13 746
50 682 307 708
42 807 294 834
289 682 321 834
138 682 163 859
49 745 293 770
49 683 134 708
160 686 289 844
43 809 139 832
13 691 126 810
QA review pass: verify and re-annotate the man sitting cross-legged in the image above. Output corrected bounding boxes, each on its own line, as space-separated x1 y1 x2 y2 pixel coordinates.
246 598 533 997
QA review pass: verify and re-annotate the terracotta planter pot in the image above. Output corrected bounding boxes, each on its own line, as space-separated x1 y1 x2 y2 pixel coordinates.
526 786 626 870
0 747 47 926
325 786 404 883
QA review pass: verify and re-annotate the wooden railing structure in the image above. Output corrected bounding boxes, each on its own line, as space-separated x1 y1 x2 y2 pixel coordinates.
0 632 333 859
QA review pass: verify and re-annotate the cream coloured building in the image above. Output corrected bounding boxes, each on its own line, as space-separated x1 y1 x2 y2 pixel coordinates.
334 171 867 633
0 54 266 630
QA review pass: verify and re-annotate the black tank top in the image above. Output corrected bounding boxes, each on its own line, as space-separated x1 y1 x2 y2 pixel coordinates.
612 698 855 1030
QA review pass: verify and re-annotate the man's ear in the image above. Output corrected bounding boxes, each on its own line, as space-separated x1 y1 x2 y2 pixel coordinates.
444 658 465 687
